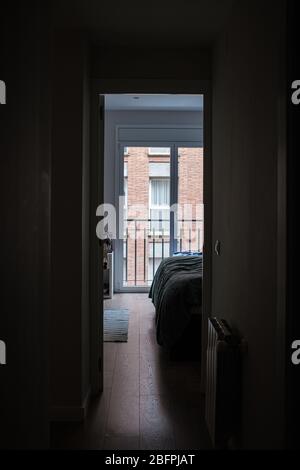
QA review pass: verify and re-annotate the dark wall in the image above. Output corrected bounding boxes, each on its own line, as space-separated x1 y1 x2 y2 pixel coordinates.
212 0 286 449
82 43 91 409
287 0 300 450
0 2 51 448
92 47 211 81
50 31 91 417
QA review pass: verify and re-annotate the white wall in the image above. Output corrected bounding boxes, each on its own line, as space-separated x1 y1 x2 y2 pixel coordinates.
212 0 285 449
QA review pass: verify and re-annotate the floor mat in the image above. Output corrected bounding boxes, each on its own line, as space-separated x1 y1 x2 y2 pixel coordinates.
103 309 129 342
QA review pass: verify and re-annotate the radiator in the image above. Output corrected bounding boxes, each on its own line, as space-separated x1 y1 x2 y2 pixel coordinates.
205 317 241 449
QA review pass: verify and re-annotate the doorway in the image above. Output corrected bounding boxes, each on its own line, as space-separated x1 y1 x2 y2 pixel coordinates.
90 85 212 405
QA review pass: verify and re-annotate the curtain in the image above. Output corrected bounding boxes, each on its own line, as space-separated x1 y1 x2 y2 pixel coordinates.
150 178 170 206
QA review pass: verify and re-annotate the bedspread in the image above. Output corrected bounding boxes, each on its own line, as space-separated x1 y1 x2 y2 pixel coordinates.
149 255 203 347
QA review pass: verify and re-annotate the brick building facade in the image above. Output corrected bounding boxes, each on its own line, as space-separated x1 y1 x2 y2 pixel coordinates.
124 147 203 286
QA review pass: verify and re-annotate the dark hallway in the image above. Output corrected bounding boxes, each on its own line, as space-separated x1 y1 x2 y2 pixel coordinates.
51 294 211 450
1 0 299 453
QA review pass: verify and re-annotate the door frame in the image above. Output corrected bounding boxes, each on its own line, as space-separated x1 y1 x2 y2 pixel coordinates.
114 134 203 292
90 91 104 394
90 79 212 395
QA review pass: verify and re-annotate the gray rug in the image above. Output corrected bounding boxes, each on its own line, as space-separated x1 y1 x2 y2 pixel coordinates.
104 309 129 342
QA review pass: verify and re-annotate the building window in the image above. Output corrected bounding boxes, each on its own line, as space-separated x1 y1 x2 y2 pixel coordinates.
150 178 170 206
148 147 171 156
149 178 170 233
124 177 128 207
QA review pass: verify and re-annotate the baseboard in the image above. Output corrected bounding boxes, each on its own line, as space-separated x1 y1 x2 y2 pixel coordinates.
50 387 91 422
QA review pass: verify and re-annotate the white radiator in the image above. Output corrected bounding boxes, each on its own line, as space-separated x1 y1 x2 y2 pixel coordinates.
205 318 241 449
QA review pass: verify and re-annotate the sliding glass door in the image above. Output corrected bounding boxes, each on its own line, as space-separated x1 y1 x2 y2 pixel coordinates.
114 135 203 292
122 146 171 288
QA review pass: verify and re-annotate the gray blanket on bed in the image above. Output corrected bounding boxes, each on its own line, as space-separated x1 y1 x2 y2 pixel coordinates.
149 255 203 347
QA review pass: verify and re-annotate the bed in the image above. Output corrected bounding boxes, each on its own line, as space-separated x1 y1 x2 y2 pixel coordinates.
149 253 203 359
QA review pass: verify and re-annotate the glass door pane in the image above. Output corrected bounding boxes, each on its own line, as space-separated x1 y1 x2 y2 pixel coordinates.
176 147 204 254
123 146 171 288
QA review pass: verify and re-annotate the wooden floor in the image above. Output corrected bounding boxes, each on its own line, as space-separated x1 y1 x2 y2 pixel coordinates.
51 294 211 450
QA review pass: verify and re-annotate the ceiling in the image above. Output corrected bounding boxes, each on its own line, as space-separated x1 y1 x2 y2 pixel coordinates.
105 94 203 111
52 0 235 48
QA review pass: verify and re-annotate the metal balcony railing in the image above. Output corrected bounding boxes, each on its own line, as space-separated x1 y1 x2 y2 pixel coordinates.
123 218 203 287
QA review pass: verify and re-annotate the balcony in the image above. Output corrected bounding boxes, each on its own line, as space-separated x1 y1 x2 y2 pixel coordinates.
123 218 203 288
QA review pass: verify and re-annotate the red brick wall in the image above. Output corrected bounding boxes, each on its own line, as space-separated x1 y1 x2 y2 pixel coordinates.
124 147 203 286
178 147 204 251
126 148 149 286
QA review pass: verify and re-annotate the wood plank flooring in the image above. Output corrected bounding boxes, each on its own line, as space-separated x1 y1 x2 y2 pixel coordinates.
50 294 211 450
